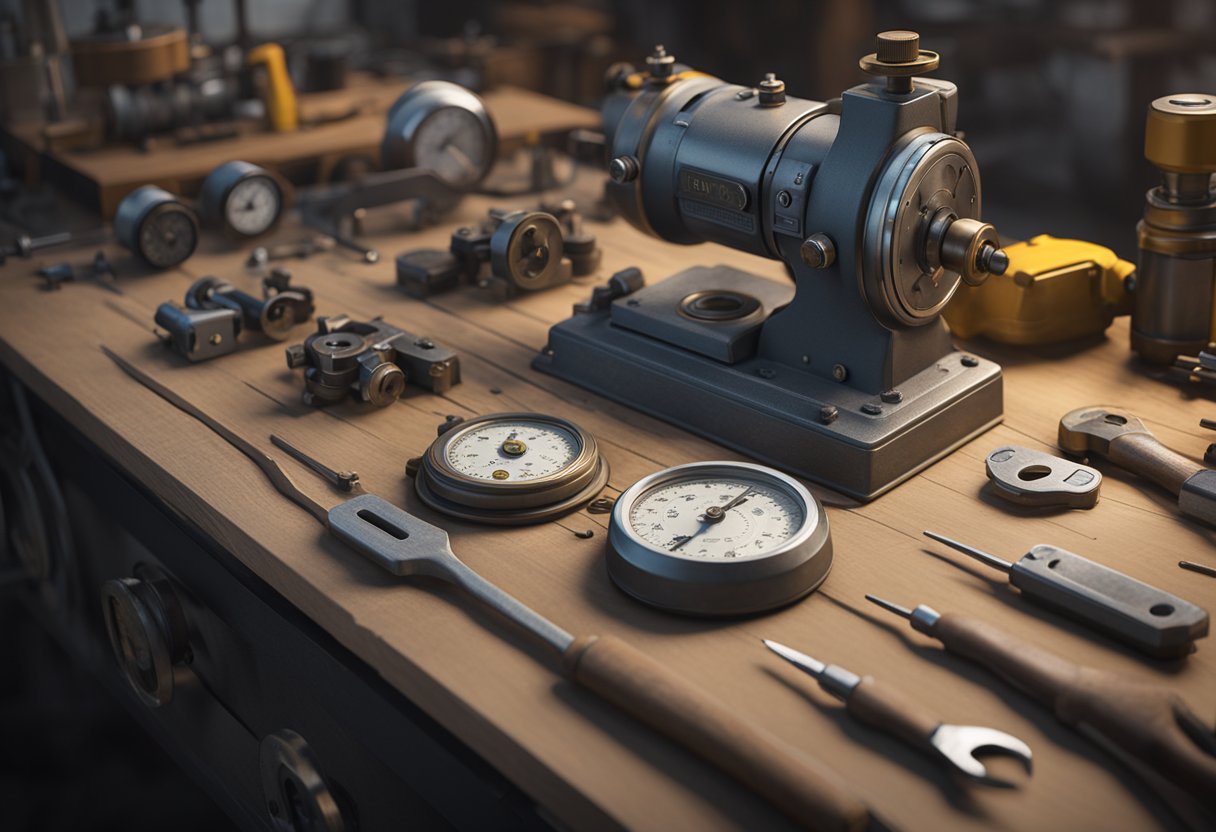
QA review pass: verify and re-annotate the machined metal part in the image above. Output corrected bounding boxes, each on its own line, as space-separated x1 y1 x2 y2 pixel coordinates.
100 568 191 708
489 211 572 293
113 185 199 269
984 445 1102 509
607 461 832 616
1059 405 1216 527
573 266 645 313
198 160 288 239
763 639 1032 786
285 315 461 407
536 33 1008 500
259 730 347 832
155 303 241 362
106 74 239 143
381 80 498 188
413 412 609 525
186 271 314 341
1180 561 1216 579
1131 94 1216 366
923 531 1209 659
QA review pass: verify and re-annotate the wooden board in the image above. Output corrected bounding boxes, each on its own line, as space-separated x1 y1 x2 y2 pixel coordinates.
0 174 1214 831
2 82 599 218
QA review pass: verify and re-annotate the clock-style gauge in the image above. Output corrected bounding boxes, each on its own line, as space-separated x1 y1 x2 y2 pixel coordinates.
198 160 287 239
380 81 498 189
414 412 608 524
113 185 199 269
608 461 832 616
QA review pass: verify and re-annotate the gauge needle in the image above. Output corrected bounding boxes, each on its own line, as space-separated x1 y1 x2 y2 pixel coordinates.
669 487 754 551
443 143 477 175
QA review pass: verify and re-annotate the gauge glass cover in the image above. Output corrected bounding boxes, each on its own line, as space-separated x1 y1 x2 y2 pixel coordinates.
445 419 581 482
225 176 281 237
140 208 197 268
413 107 491 187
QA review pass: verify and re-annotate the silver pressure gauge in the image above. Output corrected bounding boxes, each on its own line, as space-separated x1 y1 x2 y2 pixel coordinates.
415 412 608 524
608 461 832 615
198 160 286 239
381 81 498 188
113 185 199 269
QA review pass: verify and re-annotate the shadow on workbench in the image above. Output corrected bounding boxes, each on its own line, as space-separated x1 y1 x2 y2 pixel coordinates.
0 603 237 832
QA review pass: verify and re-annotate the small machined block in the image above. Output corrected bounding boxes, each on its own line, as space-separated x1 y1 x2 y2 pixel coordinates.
985 445 1101 509
154 304 242 362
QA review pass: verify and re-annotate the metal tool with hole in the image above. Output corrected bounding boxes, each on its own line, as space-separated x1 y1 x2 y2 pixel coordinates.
1059 405 1216 527
763 639 1032 786
413 412 609 525
607 461 832 615
921 531 1208 658
985 445 1101 509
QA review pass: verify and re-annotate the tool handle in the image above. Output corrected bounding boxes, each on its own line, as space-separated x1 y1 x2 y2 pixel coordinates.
845 676 940 754
1107 431 1200 496
563 635 870 832
1011 546 1209 659
932 613 1216 801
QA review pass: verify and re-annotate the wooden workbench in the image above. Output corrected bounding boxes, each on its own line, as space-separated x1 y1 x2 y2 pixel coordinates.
0 174 1213 831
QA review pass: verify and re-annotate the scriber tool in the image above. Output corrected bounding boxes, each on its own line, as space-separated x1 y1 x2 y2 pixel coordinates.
921 531 1208 658
864 594 1216 812
763 639 1032 786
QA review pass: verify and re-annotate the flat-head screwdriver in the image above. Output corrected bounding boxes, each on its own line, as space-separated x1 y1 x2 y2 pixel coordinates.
921 531 1209 659
864 594 1216 811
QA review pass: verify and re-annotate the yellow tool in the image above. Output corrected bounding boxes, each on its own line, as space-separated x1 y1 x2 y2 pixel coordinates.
944 234 1134 345
246 43 298 132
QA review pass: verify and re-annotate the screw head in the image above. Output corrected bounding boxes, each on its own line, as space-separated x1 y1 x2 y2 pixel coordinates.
880 389 904 404
861 402 883 415
961 355 979 367
609 155 640 183
757 72 786 106
832 363 848 382
777 190 792 208
757 367 776 379
819 405 839 424
800 233 836 269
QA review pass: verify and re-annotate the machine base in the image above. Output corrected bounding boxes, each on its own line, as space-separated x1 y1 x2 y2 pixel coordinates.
534 311 1002 501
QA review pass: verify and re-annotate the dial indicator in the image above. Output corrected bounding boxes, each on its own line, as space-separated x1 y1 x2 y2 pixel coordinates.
415 412 608 524
609 461 832 615
199 160 286 239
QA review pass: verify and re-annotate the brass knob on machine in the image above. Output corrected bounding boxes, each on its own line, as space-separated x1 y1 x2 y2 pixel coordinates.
260 730 347 832
859 30 941 94
100 569 191 708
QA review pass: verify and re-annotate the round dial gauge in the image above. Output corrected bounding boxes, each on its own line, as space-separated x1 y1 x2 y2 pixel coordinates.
381 81 498 188
114 186 199 269
415 412 608 525
608 461 832 615
199 160 286 239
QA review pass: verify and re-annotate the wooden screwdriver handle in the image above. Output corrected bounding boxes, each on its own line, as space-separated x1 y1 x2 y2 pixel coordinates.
563 635 871 832
931 613 1216 801
845 677 941 754
1107 431 1200 496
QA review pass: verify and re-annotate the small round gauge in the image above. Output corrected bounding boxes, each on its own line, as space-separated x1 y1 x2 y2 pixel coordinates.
608 461 832 616
198 160 286 239
414 412 608 524
381 81 498 188
114 185 199 269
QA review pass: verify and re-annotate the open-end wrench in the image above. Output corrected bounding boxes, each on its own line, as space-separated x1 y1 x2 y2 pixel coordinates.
764 640 1032 786
1058 406 1216 527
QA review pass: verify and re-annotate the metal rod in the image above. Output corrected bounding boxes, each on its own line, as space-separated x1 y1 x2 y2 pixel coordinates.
864 594 914 619
270 435 362 493
1179 560 1216 579
1200 419 1216 432
923 530 1014 573
762 639 826 678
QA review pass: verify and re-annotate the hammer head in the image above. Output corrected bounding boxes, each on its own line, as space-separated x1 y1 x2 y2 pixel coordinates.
1058 406 1148 456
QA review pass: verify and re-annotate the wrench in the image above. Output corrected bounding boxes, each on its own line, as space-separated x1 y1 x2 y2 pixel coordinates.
1058 405 1216 527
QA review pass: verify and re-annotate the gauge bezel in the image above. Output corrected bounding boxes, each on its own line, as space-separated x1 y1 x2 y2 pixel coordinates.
608 460 832 616
137 200 199 268
199 160 288 239
415 411 609 524
380 80 498 188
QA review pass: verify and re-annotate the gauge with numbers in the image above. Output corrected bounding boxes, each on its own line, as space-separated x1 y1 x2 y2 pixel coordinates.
113 185 199 269
608 461 832 616
414 412 608 524
198 160 286 239
380 81 498 188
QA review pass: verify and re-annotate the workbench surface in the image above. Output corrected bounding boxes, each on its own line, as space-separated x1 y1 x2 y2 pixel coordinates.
1 173 1213 831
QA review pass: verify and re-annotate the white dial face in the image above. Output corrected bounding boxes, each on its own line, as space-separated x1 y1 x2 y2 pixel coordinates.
445 420 580 482
413 107 489 186
224 176 280 236
628 476 805 561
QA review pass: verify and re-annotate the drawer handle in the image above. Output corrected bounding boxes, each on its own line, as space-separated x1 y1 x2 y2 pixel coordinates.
260 730 347 832
99 571 190 708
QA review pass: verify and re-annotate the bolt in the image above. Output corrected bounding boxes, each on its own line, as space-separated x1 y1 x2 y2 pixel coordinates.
861 403 883 415
757 72 786 106
960 355 979 367
800 233 836 269
880 389 903 404
832 363 848 382
646 44 676 80
976 242 1009 276
609 155 640 183
415 338 435 349
574 529 595 539
819 405 839 424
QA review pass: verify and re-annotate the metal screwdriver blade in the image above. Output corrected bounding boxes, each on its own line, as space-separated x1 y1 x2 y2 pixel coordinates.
923 531 1014 573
